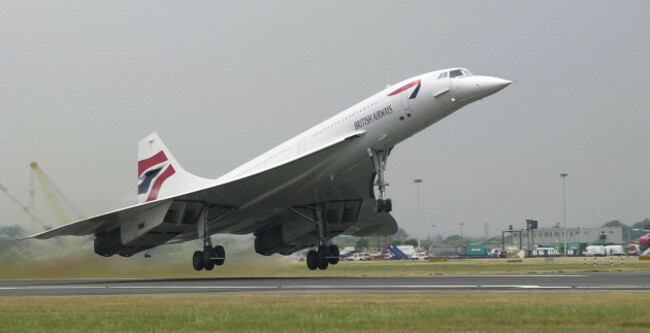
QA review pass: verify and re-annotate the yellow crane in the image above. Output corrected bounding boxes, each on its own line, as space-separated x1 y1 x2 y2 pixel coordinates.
30 162 83 226
0 180 49 230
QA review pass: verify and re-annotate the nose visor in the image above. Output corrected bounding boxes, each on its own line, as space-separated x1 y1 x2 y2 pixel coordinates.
453 76 512 102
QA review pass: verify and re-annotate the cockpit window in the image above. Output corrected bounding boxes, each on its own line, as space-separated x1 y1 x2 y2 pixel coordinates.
439 69 473 79
449 69 463 78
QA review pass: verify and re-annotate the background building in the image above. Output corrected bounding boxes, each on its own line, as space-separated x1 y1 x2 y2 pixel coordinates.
529 227 622 245
502 226 624 256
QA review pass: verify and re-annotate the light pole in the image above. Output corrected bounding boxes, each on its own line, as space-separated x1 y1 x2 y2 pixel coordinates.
459 222 464 238
561 173 568 257
429 224 437 249
414 179 423 250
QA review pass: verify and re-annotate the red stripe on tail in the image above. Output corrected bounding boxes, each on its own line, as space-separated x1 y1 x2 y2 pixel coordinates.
138 151 167 178
146 165 176 202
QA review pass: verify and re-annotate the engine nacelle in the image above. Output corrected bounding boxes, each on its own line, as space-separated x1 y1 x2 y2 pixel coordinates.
254 225 285 256
94 228 122 257
254 219 317 256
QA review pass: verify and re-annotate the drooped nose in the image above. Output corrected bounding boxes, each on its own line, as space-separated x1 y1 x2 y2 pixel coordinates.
453 76 512 102
479 76 513 96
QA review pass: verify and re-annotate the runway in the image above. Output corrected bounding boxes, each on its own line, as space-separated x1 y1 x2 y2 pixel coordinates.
2 272 650 296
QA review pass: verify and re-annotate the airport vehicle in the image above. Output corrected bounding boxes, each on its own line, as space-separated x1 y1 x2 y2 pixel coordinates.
488 248 505 258
410 252 429 261
584 245 606 256
465 244 487 257
429 246 462 258
25 68 511 271
532 247 559 257
379 243 410 260
604 245 625 256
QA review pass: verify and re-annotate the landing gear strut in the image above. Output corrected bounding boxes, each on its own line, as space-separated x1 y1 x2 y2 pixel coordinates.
368 148 392 213
292 204 340 270
192 206 232 271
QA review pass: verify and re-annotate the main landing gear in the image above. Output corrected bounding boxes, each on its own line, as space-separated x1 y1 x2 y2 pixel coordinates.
192 206 232 271
306 244 340 270
192 245 225 271
368 148 392 213
292 204 340 270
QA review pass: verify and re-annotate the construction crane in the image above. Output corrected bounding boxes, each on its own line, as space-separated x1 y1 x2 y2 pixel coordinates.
0 180 50 230
30 162 83 226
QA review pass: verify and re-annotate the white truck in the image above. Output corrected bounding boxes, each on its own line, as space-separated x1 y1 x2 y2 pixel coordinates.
533 247 559 257
583 245 606 256
488 248 505 258
410 252 429 260
604 245 625 256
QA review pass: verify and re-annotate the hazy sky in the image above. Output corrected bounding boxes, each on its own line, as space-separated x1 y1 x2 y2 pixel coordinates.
2 1 649 239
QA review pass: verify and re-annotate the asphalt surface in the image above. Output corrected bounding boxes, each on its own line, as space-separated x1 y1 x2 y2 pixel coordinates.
2 272 650 296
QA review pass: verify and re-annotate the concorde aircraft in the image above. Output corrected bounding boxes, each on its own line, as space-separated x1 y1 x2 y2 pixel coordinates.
27 68 511 270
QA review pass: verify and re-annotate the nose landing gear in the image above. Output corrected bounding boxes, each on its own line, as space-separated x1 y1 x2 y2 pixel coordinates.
368 148 393 213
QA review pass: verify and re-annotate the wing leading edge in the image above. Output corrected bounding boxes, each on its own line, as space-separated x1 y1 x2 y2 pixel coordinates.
24 130 386 254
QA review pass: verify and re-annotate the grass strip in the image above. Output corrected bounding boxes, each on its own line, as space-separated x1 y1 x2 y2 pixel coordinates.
1 293 649 332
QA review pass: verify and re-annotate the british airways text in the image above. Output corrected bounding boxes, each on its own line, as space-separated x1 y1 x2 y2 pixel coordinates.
354 105 393 130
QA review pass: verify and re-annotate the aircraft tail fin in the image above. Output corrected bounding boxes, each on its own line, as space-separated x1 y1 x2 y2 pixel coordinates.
137 133 212 203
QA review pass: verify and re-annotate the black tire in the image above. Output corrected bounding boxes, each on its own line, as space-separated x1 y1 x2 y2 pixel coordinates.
317 248 329 270
214 245 225 266
192 250 204 271
377 200 385 212
307 250 318 270
203 247 216 271
328 244 340 265
385 199 392 213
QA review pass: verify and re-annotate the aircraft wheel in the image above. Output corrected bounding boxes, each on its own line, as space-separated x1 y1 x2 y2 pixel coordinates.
328 244 340 265
317 247 329 270
214 245 225 266
377 200 385 212
307 250 318 270
384 199 392 213
192 250 204 271
203 247 216 271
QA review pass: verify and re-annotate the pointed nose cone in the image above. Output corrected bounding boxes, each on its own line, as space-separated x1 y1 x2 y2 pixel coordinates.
481 76 512 97
453 75 512 103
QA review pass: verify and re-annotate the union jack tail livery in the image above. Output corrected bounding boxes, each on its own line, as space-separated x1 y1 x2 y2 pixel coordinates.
137 133 212 203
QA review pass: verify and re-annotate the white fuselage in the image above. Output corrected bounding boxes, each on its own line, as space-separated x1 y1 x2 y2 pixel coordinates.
217 68 510 186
